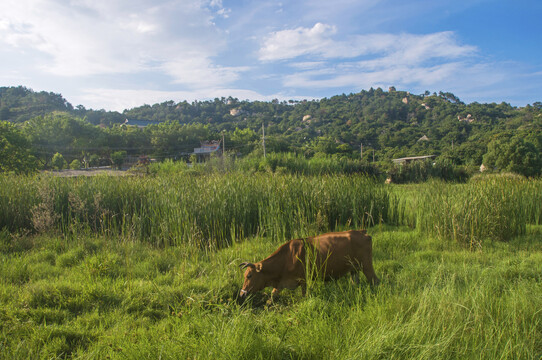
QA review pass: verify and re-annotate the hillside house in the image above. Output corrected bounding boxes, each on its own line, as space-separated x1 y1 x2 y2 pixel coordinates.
122 118 159 128
193 140 221 161
418 135 430 142
392 155 436 165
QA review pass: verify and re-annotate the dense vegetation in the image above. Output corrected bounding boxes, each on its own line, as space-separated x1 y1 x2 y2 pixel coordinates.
1 86 541 178
0 171 541 359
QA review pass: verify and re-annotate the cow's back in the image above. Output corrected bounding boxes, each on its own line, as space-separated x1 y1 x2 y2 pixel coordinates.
308 230 373 279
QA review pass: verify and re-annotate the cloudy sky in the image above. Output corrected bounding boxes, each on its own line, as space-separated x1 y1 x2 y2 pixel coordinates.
1 0 541 111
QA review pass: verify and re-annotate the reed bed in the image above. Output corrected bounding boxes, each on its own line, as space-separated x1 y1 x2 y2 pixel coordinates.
0 173 391 247
2 172 540 249
416 175 542 248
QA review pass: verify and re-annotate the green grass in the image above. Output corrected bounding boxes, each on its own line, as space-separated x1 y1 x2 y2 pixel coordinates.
1 226 540 359
1 173 541 358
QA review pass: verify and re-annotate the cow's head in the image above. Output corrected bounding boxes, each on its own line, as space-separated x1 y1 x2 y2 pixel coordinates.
239 262 266 298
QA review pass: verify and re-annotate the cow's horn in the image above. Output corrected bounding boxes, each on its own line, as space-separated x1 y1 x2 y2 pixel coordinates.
239 262 254 269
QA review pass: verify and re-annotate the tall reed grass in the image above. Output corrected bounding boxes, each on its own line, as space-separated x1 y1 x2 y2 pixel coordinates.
2 172 540 249
147 153 380 177
0 173 391 248
416 175 542 247
235 152 379 176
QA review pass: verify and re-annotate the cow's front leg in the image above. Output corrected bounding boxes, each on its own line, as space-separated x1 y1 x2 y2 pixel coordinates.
268 288 280 303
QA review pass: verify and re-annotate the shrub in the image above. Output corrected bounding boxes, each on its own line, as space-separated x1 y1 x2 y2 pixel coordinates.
69 159 81 170
51 153 67 170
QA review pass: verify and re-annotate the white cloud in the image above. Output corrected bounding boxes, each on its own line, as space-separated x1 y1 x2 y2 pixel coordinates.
0 0 240 87
259 23 337 61
261 24 479 93
288 61 327 70
260 24 475 62
283 60 469 89
160 56 250 89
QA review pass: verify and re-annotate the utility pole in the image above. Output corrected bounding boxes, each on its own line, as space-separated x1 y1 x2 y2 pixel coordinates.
222 131 225 156
262 122 266 158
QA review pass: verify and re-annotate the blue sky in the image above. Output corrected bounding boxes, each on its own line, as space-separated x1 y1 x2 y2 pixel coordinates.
1 0 541 111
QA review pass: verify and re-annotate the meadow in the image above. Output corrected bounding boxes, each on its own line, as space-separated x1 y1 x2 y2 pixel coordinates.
0 170 541 359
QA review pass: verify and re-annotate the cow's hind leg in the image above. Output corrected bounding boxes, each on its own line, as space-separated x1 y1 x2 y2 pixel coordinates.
362 259 380 286
350 270 360 285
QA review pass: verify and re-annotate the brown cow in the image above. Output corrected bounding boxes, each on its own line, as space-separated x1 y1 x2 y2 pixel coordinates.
239 230 379 299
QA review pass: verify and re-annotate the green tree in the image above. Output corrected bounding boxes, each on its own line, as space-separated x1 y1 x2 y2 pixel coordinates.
313 136 337 155
145 122 211 159
89 154 100 167
111 151 127 170
69 159 82 170
483 134 541 177
0 122 38 173
51 152 67 170
23 113 102 168
230 127 259 155
0 107 11 120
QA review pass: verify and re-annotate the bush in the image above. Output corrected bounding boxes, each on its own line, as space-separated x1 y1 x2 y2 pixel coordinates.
69 159 81 170
51 153 67 170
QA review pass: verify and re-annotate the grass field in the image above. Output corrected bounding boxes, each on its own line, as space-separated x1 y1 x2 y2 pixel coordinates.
1 226 541 359
0 172 541 359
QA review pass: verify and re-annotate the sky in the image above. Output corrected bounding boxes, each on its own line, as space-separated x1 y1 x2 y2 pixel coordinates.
1 0 541 111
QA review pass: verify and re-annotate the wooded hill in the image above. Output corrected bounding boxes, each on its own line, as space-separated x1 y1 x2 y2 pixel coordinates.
1 86 541 176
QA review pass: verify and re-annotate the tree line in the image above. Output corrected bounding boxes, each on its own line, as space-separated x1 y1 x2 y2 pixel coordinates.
1 86 541 178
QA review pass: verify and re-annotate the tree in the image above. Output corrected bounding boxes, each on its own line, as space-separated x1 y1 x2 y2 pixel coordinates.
0 107 11 120
313 136 337 155
89 154 100 167
483 134 541 177
51 152 67 170
145 122 211 159
23 113 102 168
230 127 259 155
69 159 82 170
0 122 38 173
111 151 127 170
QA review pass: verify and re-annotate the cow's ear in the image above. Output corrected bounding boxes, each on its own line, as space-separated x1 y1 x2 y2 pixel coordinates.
255 263 263 272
